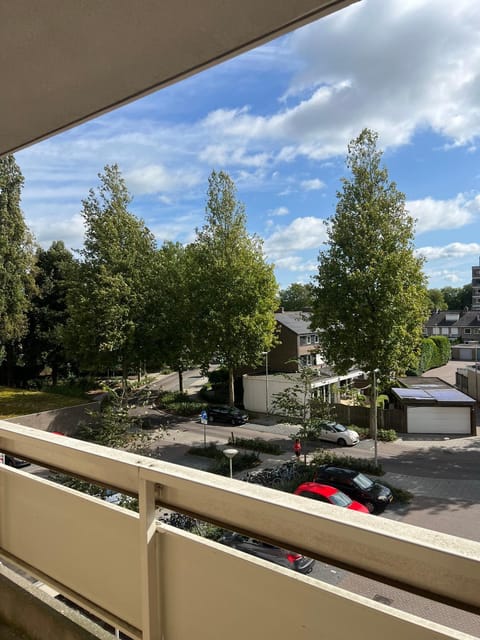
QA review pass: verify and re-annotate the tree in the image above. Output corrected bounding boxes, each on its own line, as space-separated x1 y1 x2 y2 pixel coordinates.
65 165 158 382
311 129 429 462
152 241 196 392
22 241 77 384
191 170 279 405
427 288 447 312
0 155 36 385
279 282 314 311
441 284 472 310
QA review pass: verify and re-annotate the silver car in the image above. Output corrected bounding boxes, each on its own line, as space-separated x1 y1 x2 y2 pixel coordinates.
317 421 360 446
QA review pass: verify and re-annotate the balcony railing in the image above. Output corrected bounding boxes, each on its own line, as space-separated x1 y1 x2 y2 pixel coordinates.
1 421 479 639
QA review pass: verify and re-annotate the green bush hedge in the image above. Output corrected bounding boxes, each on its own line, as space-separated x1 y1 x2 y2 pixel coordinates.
355 427 397 442
309 450 384 475
188 443 260 474
228 435 282 455
411 335 451 374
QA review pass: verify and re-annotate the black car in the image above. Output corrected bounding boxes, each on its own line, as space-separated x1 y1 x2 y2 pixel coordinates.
206 405 248 425
4 455 31 469
219 532 315 574
313 465 393 513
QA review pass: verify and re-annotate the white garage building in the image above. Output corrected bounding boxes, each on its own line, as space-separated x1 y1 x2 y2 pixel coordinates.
392 378 475 435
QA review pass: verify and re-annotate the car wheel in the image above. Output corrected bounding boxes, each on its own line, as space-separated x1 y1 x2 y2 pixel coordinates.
208 416 213 423
365 501 374 513
232 419 237 425
337 438 347 447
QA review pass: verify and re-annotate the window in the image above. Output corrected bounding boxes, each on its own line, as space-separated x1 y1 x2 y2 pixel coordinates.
313 335 319 343
299 336 308 346
450 328 458 336
464 328 471 334
441 328 449 335
432 327 440 335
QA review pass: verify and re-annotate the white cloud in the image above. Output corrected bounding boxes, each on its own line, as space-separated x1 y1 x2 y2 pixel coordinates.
417 242 480 261
301 178 325 191
196 0 480 160
273 255 317 273
29 213 85 250
264 216 327 257
408 194 480 233
269 206 289 217
126 164 201 195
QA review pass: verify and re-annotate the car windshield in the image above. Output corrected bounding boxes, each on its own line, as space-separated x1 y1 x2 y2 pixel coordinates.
332 424 346 432
353 473 373 490
329 490 352 507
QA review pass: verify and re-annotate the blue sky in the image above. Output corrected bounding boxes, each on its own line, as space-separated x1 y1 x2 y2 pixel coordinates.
16 0 480 291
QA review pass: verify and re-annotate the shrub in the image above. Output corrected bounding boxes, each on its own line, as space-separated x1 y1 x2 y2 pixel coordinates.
167 401 206 416
228 435 282 455
208 368 229 384
355 427 397 442
211 451 260 475
188 443 220 458
309 450 384 475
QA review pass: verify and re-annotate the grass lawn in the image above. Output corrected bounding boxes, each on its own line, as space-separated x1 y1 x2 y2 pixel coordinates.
0 387 89 419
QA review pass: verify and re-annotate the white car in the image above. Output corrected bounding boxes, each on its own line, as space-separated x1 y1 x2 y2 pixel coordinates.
317 421 360 447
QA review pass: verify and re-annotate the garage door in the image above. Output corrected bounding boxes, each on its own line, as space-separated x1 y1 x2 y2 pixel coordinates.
458 348 473 360
407 406 470 434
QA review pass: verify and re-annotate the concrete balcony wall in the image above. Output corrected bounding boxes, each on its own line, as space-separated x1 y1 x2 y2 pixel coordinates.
1 421 479 640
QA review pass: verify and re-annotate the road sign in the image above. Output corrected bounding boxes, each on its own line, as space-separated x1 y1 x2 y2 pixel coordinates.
200 410 208 425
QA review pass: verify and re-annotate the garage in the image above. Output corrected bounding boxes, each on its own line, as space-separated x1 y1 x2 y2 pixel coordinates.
407 406 471 434
393 378 476 436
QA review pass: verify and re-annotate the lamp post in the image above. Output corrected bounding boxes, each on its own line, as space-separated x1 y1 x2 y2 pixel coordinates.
370 368 380 468
262 351 269 415
223 448 238 479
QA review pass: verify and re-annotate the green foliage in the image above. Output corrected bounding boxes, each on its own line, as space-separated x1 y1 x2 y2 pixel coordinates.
76 390 148 449
227 434 282 454
272 366 336 430
412 335 451 374
208 368 229 384
155 390 206 416
441 284 472 310
309 450 384 475
279 283 314 311
190 170 279 404
311 129 429 435
0 155 36 383
22 241 77 384
64 164 158 380
355 427 397 442
431 335 451 365
151 242 197 390
188 442 219 458
427 288 448 311
188 443 260 474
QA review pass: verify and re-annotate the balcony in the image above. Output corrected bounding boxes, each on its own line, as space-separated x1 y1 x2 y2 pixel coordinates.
1 420 479 640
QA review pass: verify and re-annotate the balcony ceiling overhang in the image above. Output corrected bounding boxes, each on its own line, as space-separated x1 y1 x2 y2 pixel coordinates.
0 0 358 157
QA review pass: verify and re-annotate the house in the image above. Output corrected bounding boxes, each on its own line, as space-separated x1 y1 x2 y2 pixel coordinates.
424 309 480 344
244 309 364 414
424 260 480 345
269 309 323 372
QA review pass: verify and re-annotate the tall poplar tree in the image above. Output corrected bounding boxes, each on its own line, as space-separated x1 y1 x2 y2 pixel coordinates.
191 170 278 405
0 155 35 384
65 165 157 381
311 129 429 459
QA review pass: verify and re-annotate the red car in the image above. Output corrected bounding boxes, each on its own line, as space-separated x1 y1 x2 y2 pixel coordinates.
294 482 369 513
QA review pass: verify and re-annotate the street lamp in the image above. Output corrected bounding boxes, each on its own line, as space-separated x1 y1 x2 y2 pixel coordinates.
223 448 238 479
262 351 269 414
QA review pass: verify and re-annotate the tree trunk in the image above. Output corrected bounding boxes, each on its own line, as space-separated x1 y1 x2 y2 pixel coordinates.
228 366 235 406
178 369 184 393
369 371 378 466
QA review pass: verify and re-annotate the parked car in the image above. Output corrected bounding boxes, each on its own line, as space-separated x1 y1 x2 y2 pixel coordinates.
4 455 31 468
219 532 315 574
316 421 359 446
313 465 393 513
294 482 369 513
206 405 248 425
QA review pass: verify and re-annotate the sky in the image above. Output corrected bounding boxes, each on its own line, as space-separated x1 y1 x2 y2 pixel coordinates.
16 0 480 291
